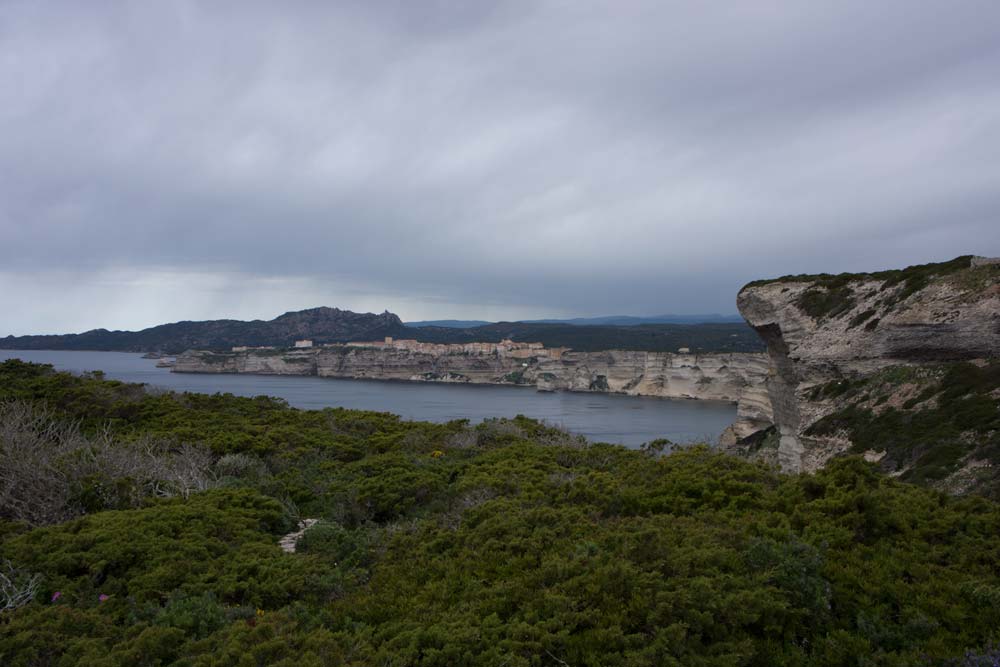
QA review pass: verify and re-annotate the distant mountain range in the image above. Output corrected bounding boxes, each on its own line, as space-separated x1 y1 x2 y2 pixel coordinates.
405 314 743 328
2 308 763 354
404 320 494 328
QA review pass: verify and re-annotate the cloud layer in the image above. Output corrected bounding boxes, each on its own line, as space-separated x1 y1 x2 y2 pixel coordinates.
2 1 999 334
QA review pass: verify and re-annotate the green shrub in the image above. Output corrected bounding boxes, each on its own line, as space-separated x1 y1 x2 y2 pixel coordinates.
1 360 1000 665
155 592 227 639
798 285 856 319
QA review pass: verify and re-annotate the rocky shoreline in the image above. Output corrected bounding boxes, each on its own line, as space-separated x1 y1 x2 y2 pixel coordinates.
173 345 773 442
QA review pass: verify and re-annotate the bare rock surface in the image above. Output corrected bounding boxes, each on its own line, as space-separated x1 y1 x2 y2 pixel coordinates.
735 256 1000 473
279 519 318 554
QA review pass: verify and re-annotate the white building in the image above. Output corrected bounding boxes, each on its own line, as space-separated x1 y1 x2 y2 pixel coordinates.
294 340 314 348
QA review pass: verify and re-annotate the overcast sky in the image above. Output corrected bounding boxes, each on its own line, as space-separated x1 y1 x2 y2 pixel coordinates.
2 1 999 335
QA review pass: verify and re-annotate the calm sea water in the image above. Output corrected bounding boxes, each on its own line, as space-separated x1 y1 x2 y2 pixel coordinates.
0 350 736 448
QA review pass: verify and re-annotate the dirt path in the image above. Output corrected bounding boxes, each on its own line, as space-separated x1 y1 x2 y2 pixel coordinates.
279 519 318 553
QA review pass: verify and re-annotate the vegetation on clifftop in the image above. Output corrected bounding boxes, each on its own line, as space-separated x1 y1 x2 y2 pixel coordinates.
740 256 977 321
2 360 1000 665
740 255 973 293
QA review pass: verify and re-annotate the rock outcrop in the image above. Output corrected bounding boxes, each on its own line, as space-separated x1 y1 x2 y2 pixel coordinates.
734 255 1000 485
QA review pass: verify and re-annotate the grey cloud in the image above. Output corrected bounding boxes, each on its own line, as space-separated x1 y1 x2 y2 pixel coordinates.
2 1 999 333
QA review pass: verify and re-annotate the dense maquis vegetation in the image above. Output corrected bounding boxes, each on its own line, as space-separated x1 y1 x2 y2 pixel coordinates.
2 360 999 665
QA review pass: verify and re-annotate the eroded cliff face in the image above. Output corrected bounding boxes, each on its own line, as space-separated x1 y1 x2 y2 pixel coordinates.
173 349 319 375
735 256 1000 484
316 347 519 384
173 346 772 437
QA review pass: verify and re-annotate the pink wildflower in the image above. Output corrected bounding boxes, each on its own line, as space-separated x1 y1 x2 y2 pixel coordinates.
51 591 62 602
98 593 109 602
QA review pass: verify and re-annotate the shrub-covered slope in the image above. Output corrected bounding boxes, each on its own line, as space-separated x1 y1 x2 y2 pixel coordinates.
2 360 1000 666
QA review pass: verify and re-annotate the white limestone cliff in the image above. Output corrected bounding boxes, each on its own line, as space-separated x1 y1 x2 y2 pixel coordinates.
735 256 1000 472
173 345 772 440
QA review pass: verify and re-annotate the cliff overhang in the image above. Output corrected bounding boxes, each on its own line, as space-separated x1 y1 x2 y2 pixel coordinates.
734 255 1000 494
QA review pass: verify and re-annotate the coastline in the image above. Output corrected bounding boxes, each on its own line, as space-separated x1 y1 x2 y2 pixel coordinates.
173 345 774 441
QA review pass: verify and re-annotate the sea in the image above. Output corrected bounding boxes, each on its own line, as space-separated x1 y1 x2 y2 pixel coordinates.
0 349 736 448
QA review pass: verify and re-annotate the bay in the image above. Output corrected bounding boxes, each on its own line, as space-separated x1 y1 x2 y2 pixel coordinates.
0 349 736 448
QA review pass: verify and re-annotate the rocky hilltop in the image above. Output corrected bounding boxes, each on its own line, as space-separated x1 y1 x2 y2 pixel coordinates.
733 255 1000 495
0 308 409 354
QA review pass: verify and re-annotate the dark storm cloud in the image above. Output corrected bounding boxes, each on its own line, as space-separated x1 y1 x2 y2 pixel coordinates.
2 1 999 333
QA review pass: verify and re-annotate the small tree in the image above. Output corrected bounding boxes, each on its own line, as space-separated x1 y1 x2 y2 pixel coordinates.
0 559 41 613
